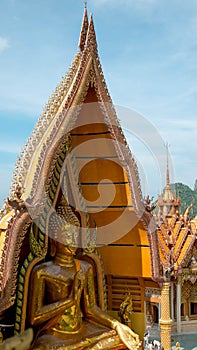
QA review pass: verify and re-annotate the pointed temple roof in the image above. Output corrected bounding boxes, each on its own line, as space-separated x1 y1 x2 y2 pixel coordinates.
7 11 143 216
156 147 197 276
157 204 197 274
0 10 160 314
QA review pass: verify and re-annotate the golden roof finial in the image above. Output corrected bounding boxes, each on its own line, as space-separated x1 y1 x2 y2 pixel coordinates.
79 5 89 52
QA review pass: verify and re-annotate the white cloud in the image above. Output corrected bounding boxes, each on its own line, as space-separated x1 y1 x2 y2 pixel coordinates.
0 37 10 54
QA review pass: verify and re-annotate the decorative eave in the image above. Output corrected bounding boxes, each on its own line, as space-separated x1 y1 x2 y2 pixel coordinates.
157 211 197 273
181 268 197 285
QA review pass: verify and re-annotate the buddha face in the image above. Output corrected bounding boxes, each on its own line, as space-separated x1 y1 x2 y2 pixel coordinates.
59 222 79 253
50 201 80 253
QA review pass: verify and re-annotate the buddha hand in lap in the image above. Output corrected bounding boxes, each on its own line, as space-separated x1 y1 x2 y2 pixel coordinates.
27 201 140 349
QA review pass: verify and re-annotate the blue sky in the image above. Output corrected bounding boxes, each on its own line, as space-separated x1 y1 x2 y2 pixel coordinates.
0 0 197 206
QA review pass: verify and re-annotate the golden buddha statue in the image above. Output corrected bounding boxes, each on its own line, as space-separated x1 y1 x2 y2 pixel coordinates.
27 197 140 349
119 294 133 328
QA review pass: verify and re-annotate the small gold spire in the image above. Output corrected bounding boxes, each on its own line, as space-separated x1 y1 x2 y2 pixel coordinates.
79 7 89 52
163 143 173 202
166 143 170 190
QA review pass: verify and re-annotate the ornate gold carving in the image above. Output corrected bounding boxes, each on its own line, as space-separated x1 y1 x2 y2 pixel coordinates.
183 246 197 268
9 52 81 198
0 213 32 312
181 275 197 304
7 185 26 215
119 294 133 326
29 225 46 258
157 211 196 274
78 8 89 52
14 140 74 333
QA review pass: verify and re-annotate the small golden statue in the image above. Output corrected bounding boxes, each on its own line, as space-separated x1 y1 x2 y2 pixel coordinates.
175 341 180 350
7 185 26 214
119 294 133 328
27 197 140 349
144 196 156 213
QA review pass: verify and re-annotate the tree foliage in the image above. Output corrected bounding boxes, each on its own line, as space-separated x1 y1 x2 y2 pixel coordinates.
172 182 197 218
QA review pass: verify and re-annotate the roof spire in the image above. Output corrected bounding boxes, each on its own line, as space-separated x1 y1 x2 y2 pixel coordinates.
163 143 173 202
166 143 170 190
85 13 98 52
79 6 89 52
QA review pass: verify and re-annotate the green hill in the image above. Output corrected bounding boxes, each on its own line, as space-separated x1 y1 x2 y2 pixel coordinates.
171 182 197 218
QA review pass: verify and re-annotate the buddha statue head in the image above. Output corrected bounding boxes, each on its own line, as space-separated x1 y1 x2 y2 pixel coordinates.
49 196 80 257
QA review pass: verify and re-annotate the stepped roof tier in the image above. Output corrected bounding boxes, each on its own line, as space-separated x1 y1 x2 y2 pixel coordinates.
0 9 160 315
157 208 197 274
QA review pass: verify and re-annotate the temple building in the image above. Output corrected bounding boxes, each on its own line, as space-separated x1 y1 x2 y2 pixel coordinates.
155 151 197 335
0 8 196 350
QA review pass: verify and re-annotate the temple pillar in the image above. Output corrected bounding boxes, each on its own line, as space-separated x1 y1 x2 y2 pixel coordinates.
159 282 172 350
159 301 161 321
176 277 181 333
170 283 174 321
